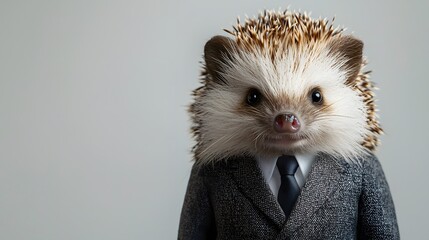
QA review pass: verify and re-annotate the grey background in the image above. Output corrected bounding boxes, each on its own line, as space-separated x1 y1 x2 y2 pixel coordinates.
0 0 427 239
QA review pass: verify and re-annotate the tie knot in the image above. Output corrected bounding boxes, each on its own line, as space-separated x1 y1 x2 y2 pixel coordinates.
276 155 299 176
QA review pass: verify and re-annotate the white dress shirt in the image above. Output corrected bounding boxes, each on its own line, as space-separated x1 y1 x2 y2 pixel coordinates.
256 153 316 197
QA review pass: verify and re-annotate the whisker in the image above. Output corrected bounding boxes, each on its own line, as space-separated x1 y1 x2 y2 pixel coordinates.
311 97 347 115
253 128 270 149
314 114 355 119
199 126 245 156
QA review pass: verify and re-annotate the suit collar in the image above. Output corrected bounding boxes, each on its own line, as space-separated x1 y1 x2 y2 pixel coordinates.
228 153 348 234
282 153 347 235
229 155 286 228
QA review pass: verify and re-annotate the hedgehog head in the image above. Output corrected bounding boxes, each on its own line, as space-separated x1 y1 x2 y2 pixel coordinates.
190 10 382 164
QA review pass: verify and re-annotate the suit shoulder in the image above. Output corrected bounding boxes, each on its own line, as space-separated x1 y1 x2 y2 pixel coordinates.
358 152 385 176
340 152 384 181
192 158 235 178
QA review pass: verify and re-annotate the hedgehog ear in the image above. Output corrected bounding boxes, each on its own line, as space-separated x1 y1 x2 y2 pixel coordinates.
204 35 238 84
329 36 363 83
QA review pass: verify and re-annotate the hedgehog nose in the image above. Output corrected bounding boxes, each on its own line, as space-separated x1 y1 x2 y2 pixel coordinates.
274 113 301 133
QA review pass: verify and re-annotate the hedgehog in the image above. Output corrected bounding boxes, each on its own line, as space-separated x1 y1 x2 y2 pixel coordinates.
189 10 382 164
179 10 398 240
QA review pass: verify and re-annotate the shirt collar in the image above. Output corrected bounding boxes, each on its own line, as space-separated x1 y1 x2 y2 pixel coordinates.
295 153 316 180
256 155 278 183
256 153 316 183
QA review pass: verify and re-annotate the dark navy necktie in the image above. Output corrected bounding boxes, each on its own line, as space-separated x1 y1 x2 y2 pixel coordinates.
276 155 300 219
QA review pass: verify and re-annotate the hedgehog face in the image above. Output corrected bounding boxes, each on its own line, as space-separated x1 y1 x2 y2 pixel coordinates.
190 11 381 163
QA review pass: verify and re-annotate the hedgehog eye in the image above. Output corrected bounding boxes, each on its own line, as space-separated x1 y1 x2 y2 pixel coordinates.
311 89 323 105
246 88 262 106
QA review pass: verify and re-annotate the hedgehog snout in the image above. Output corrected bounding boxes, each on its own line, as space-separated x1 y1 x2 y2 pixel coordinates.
274 113 301 133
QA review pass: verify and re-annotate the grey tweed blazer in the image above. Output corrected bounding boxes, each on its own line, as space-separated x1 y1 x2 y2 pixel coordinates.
178 153 399 239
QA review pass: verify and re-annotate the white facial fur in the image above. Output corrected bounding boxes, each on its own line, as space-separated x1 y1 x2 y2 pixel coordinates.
195 44 370 163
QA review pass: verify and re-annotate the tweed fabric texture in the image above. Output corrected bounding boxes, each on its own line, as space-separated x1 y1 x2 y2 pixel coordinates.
178 153 399 240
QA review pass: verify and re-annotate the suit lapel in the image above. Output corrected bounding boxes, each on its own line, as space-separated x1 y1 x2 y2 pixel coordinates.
229 156 286 228
228 154 348 234
282 153 347 234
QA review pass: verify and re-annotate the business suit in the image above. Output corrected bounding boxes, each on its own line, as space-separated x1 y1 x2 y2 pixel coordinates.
178 153 399 239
